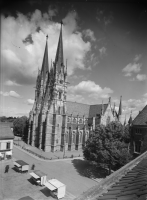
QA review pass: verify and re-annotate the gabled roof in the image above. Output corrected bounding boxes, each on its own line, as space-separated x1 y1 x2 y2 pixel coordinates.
96 156 147 200
66 101 90 117
89 104 108 118
66 101 109 118
133 105 147 125
0 123 14 139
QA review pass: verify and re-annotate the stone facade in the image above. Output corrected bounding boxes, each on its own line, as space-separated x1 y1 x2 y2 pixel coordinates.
28 23 121 152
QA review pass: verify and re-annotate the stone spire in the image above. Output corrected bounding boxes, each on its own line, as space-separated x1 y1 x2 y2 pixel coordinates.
118 96 122 121
41 35 49 83
55 21 64 73
128 111 133 126
101 100 104 116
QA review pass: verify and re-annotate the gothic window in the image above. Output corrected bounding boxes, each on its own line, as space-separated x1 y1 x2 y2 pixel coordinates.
79 118 83 124
67 117 71 123
73 118 77 123
58 107 61 114
80 132 82 143
59 92 62 99
106 116 111 125
66 133 68 143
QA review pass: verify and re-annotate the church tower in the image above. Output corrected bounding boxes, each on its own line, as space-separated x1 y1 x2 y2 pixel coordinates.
28 22 68 152
44 21 68 152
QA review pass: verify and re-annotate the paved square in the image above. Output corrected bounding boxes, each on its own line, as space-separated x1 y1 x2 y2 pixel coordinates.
0 146 100 200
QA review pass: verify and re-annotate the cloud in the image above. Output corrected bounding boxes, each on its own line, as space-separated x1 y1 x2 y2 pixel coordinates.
134 54 142 62
143 93 147 98
4 80 22 86
96 9 113 27
99 47 107 57
136 74 147 81
27 99 34 105
0 90 21 98
83 29 96 41
48 6 58 18
122 54 142 77
1 10 91 85
122 63 142 76
68 80 113 99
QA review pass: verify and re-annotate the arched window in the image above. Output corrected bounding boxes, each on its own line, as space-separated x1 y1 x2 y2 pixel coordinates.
73 118 77 123
59 92 62 99
58 107 61 114
66 132 68 143
80 132 83 143
79 118 83 124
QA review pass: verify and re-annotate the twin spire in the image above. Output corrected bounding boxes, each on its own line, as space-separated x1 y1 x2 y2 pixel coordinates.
41 21 64 81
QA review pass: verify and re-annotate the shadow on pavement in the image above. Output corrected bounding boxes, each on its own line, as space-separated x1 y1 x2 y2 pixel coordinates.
71 159 108 179
27 178 37 185
40 187 52 198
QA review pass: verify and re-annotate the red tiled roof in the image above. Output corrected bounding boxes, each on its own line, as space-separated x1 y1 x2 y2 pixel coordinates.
133 105 147 125
0 123 14 139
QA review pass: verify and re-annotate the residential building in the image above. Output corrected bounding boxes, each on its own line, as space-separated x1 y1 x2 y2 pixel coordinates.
130 105 147 155
0 122 14 160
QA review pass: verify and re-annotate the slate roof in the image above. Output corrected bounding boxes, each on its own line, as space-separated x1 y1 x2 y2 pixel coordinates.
96 157 147 200
133 105 147 125
0 123 14 139
89 104 108 118
66 101 90 117
66 101 108 118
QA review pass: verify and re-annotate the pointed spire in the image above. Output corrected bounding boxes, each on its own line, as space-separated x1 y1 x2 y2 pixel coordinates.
118 96 122 118
124 114 126 126
128 111 133 126
55 21 64 73
41 35 49 83
101 100 104 115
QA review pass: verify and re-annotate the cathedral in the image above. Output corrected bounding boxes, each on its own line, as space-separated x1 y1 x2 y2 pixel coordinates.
28 22 122 152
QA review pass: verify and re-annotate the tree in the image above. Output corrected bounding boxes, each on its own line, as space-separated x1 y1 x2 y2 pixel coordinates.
13 116 28 140
83 121 132 174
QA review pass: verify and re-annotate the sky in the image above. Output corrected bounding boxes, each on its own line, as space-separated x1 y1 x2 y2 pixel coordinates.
0 0 147 123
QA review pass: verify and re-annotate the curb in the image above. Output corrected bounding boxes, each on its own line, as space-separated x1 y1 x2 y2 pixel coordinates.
13 145 84 162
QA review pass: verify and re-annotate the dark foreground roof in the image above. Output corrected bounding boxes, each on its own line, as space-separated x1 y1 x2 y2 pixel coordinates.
0 122 14 139
75 151 147 200
96 157 147 200
66 101 108 118
133 105 147 125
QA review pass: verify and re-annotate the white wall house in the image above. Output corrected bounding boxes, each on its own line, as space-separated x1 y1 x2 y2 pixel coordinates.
0 123 14 160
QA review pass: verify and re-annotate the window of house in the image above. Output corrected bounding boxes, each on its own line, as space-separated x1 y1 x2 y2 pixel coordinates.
6 142 10 150
135 141 141 153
